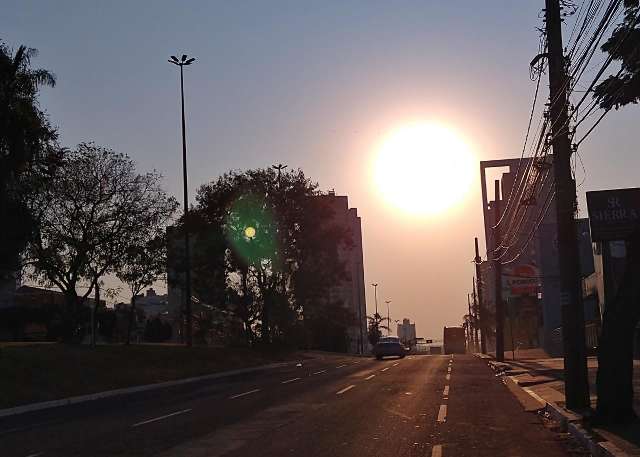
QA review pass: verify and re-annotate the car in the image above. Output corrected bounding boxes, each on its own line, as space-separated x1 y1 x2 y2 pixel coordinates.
373 336 406 360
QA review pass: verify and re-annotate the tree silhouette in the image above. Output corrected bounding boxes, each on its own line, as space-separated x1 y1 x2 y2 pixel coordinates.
591 1 640 424
0 41 60 273
593 1 640 109
189 167 352 349
27 143 177 342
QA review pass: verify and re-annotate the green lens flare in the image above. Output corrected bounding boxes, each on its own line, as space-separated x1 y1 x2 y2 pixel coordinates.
225 194 278 264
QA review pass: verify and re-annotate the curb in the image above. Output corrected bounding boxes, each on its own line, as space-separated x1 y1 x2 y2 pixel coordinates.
485 358 629 457
0 361 291 419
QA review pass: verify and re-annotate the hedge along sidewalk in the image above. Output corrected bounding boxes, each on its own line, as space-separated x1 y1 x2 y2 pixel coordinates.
0 344 303 413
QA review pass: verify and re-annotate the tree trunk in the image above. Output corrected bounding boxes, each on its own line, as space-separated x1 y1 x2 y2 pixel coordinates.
91 281 100 347
595 238 640 424
62 290 79 343
126 295 136 345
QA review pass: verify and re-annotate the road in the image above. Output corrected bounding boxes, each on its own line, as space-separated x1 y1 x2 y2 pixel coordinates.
1 354 575 457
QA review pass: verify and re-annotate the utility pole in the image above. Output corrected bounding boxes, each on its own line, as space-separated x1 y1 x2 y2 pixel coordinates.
472 277 480 352
467 293 473 352
494 179 505 362
474 237 487 354
544 0 590 410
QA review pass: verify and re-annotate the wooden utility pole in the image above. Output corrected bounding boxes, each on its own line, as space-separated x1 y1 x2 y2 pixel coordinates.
472 277 480 352
474 237 487 354
467 293 473 351
494 179 505 362
545 0 590 410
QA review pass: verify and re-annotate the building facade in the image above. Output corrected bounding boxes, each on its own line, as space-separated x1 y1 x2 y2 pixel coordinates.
317 192 367 354
397 318 416 345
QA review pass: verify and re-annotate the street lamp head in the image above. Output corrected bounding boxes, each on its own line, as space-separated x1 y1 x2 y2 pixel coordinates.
168 54 196 66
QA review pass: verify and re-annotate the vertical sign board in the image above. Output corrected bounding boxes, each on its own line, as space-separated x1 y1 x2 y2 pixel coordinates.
586 188 640 241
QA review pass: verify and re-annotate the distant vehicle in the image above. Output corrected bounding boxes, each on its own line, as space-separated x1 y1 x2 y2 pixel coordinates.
373 336 406 360
443 327 466 354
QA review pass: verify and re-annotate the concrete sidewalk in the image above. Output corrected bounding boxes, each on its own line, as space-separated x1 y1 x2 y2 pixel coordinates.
483 349 640 456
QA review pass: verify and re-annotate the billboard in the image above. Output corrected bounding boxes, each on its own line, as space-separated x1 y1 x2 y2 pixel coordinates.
587 188 640 241
502 264 540 299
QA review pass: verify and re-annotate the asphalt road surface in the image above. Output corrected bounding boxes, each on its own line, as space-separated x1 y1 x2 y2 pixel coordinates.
1 354 574 457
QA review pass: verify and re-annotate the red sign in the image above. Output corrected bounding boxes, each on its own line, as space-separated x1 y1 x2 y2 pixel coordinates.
502 264 539 297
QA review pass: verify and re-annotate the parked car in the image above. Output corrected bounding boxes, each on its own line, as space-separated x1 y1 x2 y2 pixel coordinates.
373 336 406 360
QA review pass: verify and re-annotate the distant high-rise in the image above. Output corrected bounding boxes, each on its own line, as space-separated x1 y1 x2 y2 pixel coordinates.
317 192 367 354
397 318 416 345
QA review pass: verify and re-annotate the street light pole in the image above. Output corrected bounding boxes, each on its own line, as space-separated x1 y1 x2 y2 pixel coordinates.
371 283 378 316
385 300 392 336
169 54 196 347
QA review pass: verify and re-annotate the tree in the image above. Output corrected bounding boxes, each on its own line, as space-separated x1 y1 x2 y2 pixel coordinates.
591 1 640 424
27 143 177 342
118 234 176 345
593 1 640 110
0 41 60 272
367 313 388 347
189 167 352 348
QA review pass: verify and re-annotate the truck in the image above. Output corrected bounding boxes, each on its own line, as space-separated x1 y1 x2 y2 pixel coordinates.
443 326 466 354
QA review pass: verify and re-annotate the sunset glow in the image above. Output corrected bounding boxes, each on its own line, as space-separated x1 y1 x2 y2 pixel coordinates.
374 122 475 216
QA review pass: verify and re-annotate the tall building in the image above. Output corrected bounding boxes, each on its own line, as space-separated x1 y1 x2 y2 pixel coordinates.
479 158 555 353
317 192 367 354
397 318 416 345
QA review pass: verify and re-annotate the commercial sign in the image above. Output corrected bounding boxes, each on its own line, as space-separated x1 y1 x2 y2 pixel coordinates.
502 264 539 299
586 188 640 241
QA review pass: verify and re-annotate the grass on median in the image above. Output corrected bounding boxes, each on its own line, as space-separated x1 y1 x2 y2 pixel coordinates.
0 343 300 409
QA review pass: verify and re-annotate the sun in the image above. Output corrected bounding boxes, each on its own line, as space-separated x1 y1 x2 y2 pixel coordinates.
374 122 475 216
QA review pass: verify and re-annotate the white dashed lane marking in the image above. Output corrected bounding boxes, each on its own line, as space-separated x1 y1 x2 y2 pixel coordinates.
312 369 327 375
229 389 261 400
445 373 451 381
381 367 390 372
281 377 301 384
336 364 347 368
431 444 443 457
336 385 356 395
437 404 447 423
132 409 192 427
365 374 375 380
392 362 400 367
443 385 450 397
447 367 452 373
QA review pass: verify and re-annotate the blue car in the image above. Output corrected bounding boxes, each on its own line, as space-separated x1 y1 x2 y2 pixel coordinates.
373 336 407 360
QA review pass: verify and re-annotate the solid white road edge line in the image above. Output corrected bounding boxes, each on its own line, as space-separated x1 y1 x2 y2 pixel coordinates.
281 377 301 384
437 404 447 423
228 388 261 400
431 444 443 457
132 409 192 427
336 385 356 395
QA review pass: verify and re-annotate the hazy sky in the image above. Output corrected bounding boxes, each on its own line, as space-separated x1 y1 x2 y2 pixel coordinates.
4 1 639 339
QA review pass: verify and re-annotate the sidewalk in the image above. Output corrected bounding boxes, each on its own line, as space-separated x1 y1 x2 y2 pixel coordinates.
483 349 640 456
